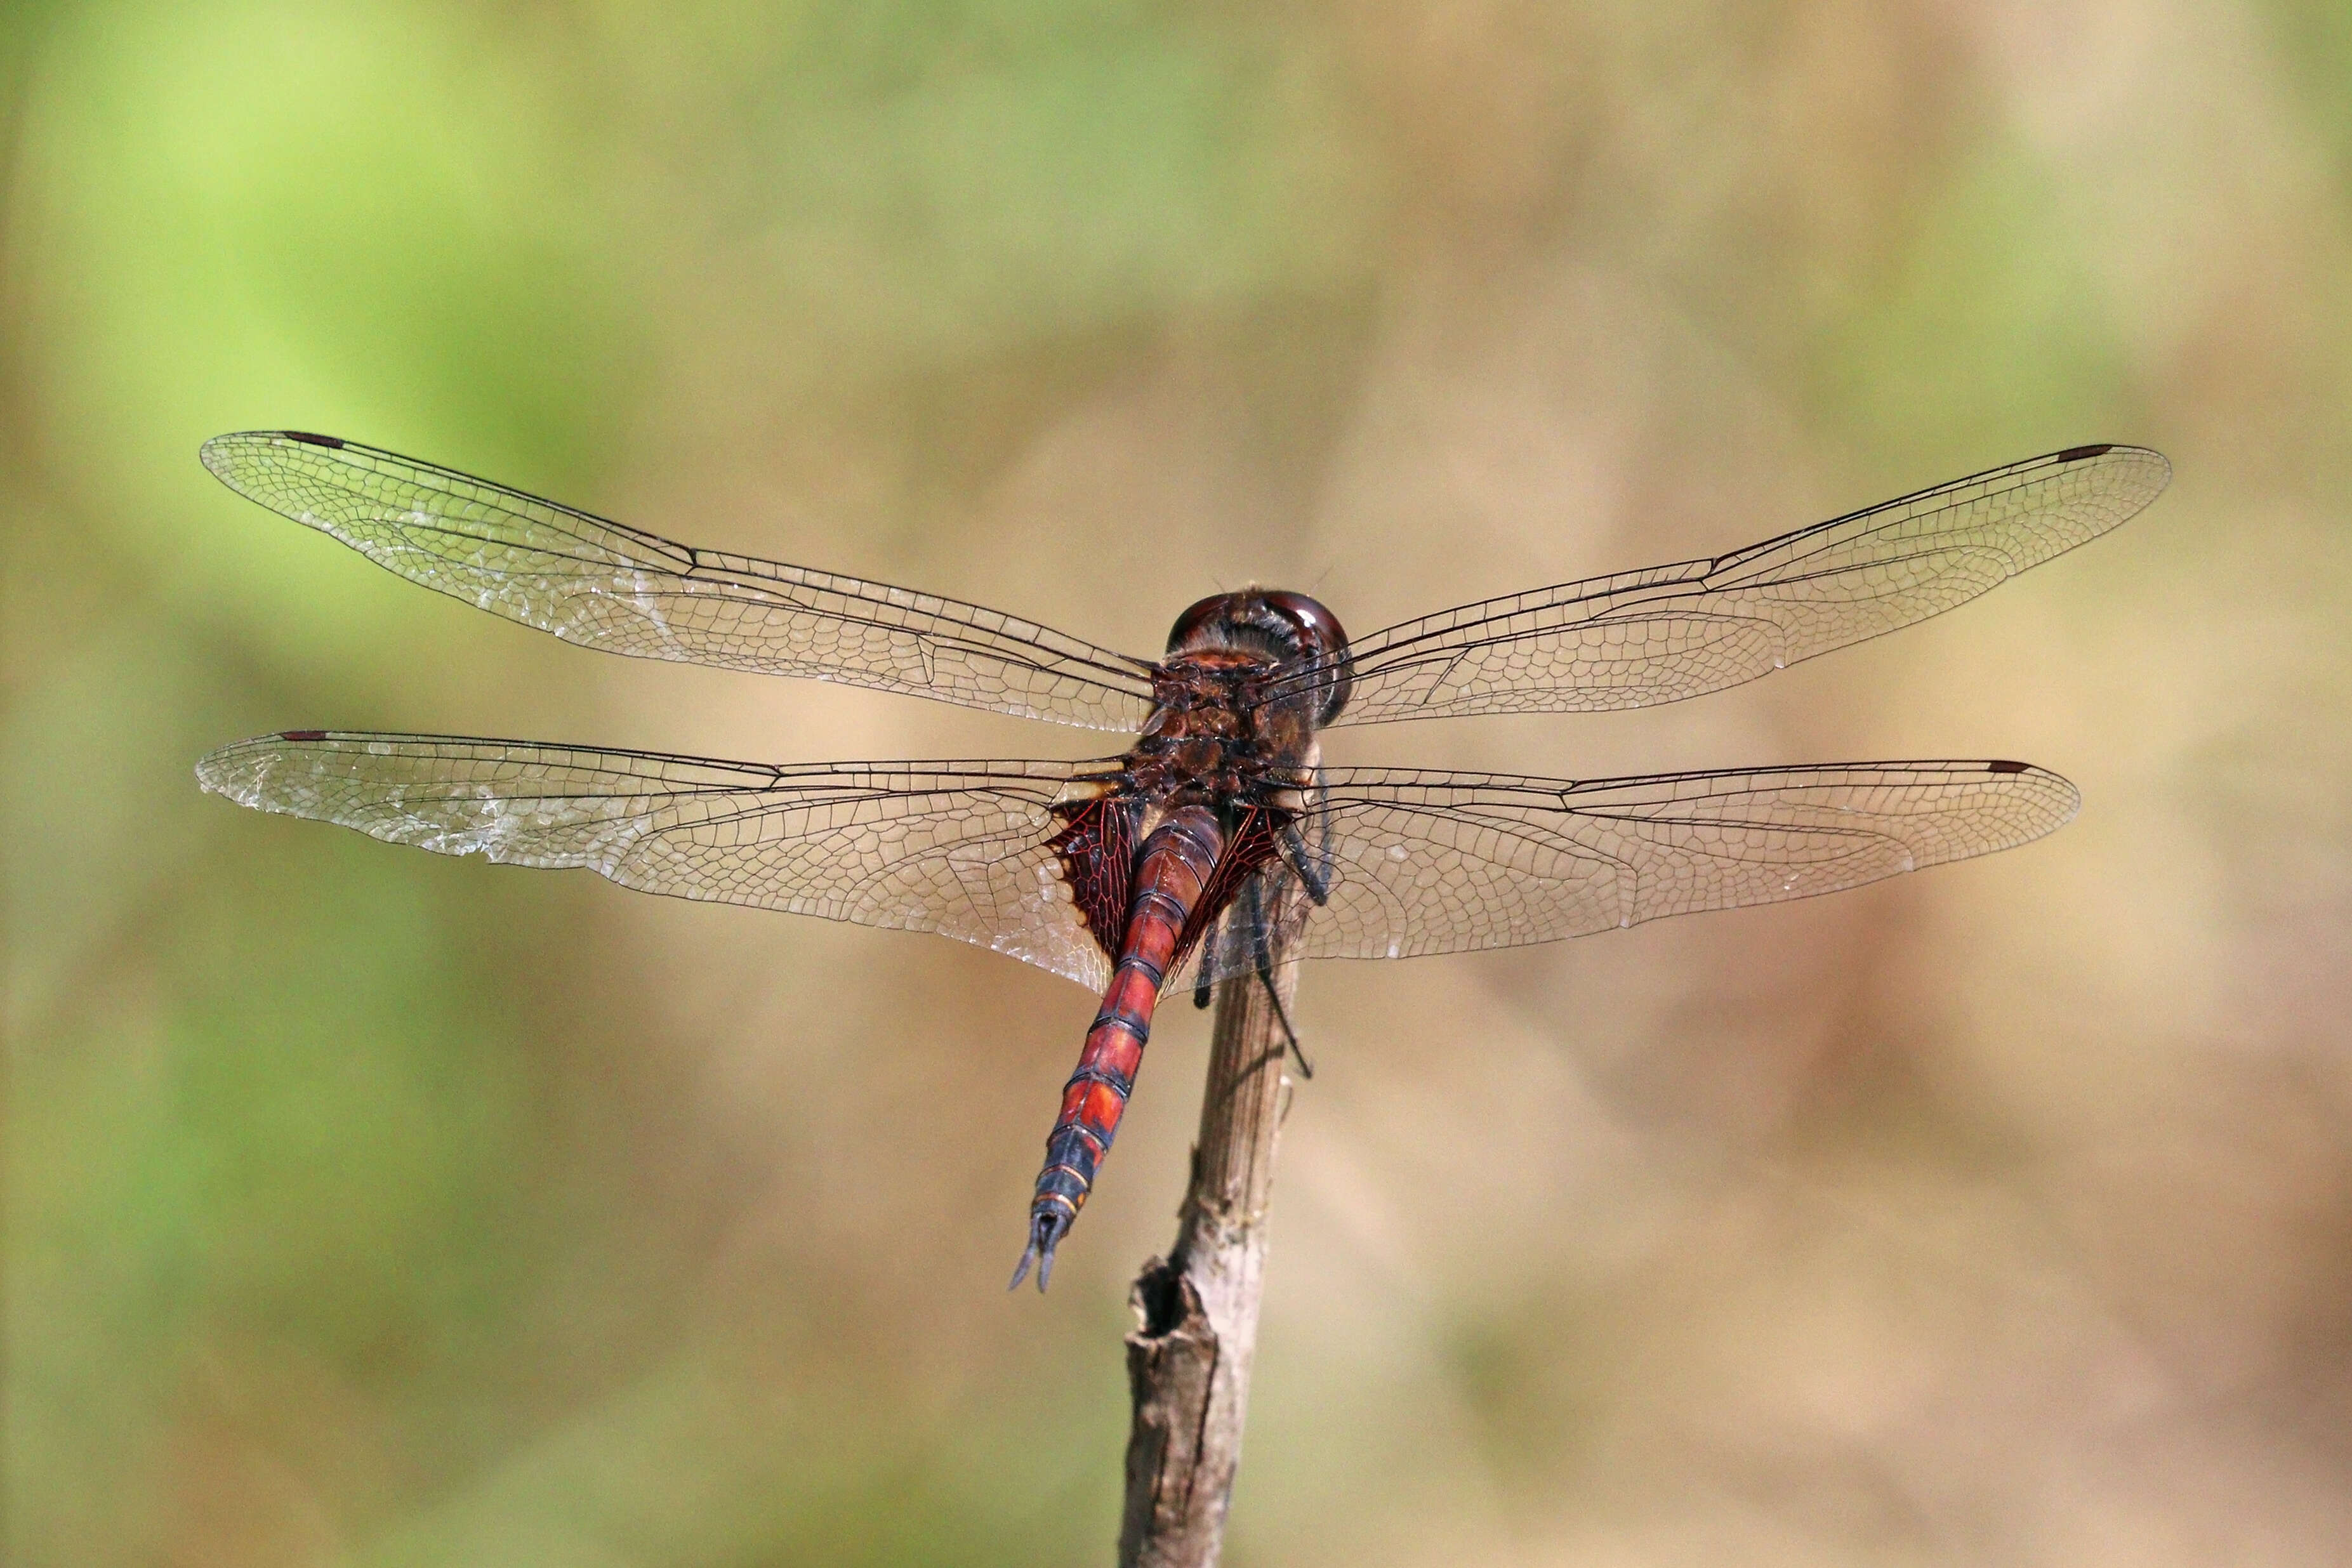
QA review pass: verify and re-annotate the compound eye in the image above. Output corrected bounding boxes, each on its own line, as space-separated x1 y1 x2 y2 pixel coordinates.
1259 592 1353 725
1166 592 1248 656
1258 592 1348 661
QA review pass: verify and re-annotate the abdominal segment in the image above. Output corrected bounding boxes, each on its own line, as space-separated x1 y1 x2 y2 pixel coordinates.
1011 804 1225 1291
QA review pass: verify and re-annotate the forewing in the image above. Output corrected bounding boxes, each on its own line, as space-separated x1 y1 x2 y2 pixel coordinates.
200 433 1158 730
195 733 1114 991
1318 445 2169 723
1293 761 2080 960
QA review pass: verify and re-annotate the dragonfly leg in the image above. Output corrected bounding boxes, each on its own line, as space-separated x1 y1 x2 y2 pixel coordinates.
1279 821 1331 905
1241 876 1313 1079
1193 908 1219 1011
1280 768 1337 906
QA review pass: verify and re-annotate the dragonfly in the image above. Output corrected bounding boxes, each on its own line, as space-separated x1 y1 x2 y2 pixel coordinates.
194 431 2169 1289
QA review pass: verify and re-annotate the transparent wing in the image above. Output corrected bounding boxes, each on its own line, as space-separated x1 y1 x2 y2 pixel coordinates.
1308 445 2169 724
1184 861 1315 992
201 433 1159 730
1285 761 2079 960
195 732 1115 991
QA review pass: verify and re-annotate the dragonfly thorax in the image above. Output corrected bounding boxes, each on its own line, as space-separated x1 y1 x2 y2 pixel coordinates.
1132 654 1314 806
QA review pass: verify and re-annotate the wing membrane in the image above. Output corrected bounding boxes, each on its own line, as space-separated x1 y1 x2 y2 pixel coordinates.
201 433 1158 730
195 732 1116 990
197 739 2080 989
1291 761 2079 960
1314 445 2169 723
1184 865 1316 992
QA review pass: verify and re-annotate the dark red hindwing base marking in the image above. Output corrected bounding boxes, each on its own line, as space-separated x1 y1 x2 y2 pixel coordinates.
1170 805 1290 978
1048 796 1142 964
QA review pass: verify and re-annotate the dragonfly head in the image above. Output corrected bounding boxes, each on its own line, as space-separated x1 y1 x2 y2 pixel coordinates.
1165 589 1353 727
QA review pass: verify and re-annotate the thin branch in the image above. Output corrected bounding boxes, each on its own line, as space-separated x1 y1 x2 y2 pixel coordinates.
1118 951 1298 1567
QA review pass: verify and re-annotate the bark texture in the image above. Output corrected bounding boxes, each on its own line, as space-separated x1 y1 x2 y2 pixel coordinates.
1118 956 1298 1568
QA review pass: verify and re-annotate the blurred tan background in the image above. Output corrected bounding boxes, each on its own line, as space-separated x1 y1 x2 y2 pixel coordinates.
7 3 2351 1564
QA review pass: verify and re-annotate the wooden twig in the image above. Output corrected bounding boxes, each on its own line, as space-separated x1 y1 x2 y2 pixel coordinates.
1118 953 1298 1568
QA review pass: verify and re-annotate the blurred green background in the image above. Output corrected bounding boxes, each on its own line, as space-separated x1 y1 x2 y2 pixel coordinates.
8 3 2351 1564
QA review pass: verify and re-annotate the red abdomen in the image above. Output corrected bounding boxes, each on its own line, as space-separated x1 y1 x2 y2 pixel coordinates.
1010 805 1225 1291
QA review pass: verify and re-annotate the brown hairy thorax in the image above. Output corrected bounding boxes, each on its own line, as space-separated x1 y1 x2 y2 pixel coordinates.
1114 588 1352 807
1129 656 1316 809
